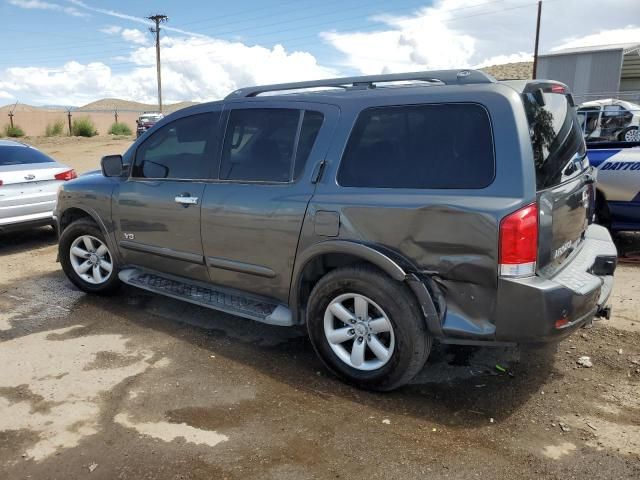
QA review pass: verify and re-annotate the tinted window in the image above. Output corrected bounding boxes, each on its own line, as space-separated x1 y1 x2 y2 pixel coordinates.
220 108 301 182
132 112 219 179
0 146 55 166
522 92 586 189
337 104 494 189
294 111 324 180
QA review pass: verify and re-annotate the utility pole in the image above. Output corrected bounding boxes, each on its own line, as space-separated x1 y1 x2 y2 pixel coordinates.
148 14 168 113
8 101 17 129
532 1 542 79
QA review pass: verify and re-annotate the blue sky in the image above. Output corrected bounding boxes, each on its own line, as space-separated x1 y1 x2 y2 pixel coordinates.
0 0 638 105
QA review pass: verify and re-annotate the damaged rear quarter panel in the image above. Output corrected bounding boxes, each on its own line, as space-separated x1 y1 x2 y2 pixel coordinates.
305 85 537 338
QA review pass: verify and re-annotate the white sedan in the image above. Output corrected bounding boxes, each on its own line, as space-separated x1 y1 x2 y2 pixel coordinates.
0 140 77 231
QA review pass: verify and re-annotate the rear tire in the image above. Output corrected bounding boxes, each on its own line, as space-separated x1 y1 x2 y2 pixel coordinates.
618 126 639 143
306 265 431 391
59 219 121 294
594 191 611 230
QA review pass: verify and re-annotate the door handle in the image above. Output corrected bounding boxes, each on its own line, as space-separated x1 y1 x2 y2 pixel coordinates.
175 195 199 206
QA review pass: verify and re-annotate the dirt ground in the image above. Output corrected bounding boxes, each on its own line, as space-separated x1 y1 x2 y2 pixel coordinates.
0 138 639 479
22 135 135 174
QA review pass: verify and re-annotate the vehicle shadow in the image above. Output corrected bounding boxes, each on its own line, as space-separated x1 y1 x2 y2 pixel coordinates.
74 285 556 429
614 231 640 263
0 226 57 256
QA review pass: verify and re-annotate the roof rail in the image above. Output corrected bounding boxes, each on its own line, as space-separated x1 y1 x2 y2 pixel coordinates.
225 69 496 99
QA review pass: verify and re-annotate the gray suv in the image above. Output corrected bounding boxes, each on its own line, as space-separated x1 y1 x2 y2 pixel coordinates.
55 70 618 391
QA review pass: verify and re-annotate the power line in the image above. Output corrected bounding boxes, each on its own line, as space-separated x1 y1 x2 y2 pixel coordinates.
0 0 556 75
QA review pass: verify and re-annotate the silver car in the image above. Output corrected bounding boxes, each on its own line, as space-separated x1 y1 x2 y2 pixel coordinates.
0 140 76 231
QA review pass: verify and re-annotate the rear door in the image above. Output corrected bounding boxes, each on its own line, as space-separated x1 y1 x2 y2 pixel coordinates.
200 101 337 303
113 110 222 282
522 85 592 276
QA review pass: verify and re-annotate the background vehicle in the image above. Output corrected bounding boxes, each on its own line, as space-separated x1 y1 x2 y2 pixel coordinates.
577 99 640 143
135 112 164 138
588 145 640 232
0 140 76 231
55 71 617 391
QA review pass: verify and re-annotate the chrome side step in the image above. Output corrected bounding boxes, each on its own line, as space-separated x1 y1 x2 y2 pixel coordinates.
119 268 293 326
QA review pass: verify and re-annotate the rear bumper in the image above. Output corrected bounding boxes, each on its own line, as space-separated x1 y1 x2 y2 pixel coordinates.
494 224 617 343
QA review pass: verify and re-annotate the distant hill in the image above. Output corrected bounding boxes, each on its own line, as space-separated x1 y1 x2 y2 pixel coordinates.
0 103 61 112
480 61 533 80
75 98 199 113
0 98 199 113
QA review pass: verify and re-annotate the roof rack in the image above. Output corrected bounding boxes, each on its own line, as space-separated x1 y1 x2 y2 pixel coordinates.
225 69 496 99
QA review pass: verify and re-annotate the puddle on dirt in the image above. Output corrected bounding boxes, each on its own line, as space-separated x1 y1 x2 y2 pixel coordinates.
114 413 228 448
0 325 159 461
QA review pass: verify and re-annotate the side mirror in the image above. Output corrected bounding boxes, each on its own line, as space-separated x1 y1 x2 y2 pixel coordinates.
101 154 124 177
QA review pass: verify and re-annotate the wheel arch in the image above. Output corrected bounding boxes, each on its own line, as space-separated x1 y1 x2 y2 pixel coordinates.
58 206 121 263
290 240 442 335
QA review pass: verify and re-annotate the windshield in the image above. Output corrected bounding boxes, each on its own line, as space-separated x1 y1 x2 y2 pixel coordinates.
140 115 161 123
0 146 55 166
522 91 587 190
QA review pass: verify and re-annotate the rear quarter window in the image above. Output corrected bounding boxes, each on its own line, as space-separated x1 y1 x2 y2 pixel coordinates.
337 103 495 189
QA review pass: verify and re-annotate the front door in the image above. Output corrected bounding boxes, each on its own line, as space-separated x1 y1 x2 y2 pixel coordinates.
114 110 222 282
201 102 338 302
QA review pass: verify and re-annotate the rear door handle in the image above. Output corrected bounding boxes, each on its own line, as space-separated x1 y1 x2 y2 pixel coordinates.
175 195 199 206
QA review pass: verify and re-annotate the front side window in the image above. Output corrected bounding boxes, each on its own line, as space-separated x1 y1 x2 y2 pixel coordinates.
338 103 495 189
132 112 219 179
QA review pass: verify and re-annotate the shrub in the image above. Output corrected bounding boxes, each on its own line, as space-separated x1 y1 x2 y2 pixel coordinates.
4 124 25 137
45 119 65 137
108 122 132 136
71 117 97 137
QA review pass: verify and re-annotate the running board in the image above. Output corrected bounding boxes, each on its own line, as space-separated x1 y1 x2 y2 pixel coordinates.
118 268 294 326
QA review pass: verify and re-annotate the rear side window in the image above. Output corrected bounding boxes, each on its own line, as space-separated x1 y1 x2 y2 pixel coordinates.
337 104 495 189
220 108 324 183
522 91 586 190
0 146 55 166
132 112 219 179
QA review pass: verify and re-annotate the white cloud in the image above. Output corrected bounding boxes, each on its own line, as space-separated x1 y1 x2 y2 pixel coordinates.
121 28 148 46
0 91 14 100
100 25 122 35
0 37 337 105
551 26 640 52
321 0 640 73
8 0 88 17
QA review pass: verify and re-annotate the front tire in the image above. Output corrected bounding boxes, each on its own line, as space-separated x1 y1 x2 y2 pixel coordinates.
306 265 431 391
59 219 121 294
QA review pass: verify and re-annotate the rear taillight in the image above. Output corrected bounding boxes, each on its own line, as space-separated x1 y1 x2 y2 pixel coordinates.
0 179 3 187
55 169 77 181
550 84 566 94
499 203 538 277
